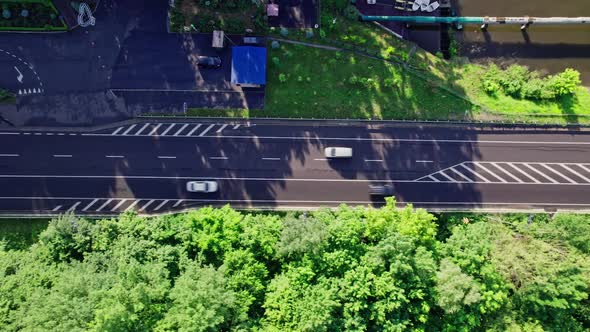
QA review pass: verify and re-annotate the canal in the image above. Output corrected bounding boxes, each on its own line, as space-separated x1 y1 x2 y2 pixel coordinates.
452 0 590 85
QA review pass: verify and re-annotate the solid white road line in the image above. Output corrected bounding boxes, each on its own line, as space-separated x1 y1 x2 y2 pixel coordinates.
490 163 523 183
96 199 113 212
160 124 176 136
154 200 169 211
507 163 540 183
173 200 184 207
539 164 576 184
124 200 140 212
106 155 124 158
0 154 19 157
134 123 151 136
186 124 202 136
473 163 507 183
121 124 137 136
209 156 228 160
139 199 155 211
76 133 590 145
111 199 127 212
460 163 490 183
158 156 177 159
111 127 124 135
8 196 590 207
365 159 384 162
67 201 81 212
53 154 72 158
216 124 228 133
52 205 62 211
523 164 559 184
0 132 19 135
314 158 328 161
450 167 473 182
147 123 162 135
82 199 99 211
173 124 190 136
199 124 215 137
562 164 590 183
262 157 281 161
416 160 434 163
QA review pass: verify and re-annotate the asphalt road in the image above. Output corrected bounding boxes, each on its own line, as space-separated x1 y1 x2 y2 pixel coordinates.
2 120 590 215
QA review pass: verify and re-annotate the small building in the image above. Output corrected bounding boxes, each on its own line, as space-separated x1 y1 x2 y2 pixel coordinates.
231 46 267 87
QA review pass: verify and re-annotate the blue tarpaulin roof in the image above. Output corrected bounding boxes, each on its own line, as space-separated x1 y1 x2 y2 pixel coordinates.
231 46 267 85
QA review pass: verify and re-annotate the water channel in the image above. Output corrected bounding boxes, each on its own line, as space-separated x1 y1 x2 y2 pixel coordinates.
451 0 590 85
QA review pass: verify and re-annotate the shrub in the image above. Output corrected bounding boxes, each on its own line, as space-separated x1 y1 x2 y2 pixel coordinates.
498 64 528 97
272 56 280 67
280 27 289 36
305 29 314 38
21 9 29 18
343 5 359 20
319 28 327 38
549 68 581 97
278 73 287 83
271 40 280 49
2 9 10 19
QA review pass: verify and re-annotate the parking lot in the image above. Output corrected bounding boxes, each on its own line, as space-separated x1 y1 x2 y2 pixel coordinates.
0 0 265 126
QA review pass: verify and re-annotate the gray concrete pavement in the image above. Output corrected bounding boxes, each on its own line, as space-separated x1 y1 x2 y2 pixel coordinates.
1 121 590 214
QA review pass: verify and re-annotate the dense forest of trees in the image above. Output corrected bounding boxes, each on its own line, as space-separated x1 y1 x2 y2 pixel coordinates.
1 198 590 331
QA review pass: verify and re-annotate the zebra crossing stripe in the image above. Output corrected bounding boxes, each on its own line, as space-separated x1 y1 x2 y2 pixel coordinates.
216 124 228 133
67 201 81 212
173 124 190 136
139 199 155 211
122 124 137 135
52 205 62 211
427 175 439 182
173 200 184 207
474 163 507 183
147 123 162 136
491 163 523 183
450 166 473 182
438 170 456 182
160 124 176 136
539 164 576 184
111 127 124 135
96 199 113 212
460 163 490 183
135 123 151 136
124 200 140 212
199 124 215 136
186 124 202 136
154 200 169 211
506 163 540 183
562 164 590 183
523 164 558 183
111 199 128 212
82 199 99 211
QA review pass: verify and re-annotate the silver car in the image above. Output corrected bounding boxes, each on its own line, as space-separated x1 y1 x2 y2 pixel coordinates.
186 181 218 193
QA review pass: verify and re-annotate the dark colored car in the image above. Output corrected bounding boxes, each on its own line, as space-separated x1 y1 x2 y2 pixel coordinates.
369 184 394 196
197 56 222 68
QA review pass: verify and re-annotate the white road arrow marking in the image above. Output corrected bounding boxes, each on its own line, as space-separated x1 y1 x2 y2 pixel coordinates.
14 66 23 83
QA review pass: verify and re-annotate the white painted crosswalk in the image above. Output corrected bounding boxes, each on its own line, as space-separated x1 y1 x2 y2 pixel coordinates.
50 198 186 214
416 161 590 185
106 122 251 137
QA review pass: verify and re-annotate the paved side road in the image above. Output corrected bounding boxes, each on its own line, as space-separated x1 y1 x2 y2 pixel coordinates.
1 121 590 214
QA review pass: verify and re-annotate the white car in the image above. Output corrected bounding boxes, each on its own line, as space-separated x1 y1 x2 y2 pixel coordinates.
324 147 353 158
186 181 218 193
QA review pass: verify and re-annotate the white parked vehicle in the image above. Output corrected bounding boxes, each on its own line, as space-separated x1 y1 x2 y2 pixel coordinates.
186 181 218 193
324 147 353 158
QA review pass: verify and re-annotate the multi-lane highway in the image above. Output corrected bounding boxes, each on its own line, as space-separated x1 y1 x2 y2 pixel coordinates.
2 119 590 215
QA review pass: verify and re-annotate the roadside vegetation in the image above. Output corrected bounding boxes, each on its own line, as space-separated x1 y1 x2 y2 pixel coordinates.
1 202 589 330
0 0 66 31
0 89 15 104
170 0 266 33
173 0 590 124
